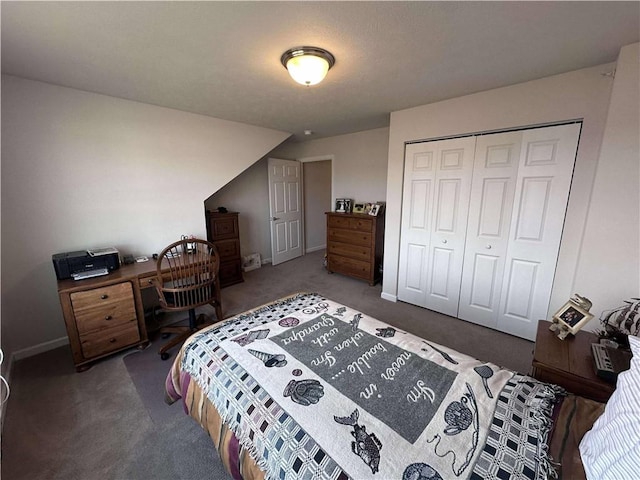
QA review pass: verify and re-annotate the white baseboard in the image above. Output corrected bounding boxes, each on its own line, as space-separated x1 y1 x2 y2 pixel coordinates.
12 336 69 362
305 245 326 254
380 292 397 302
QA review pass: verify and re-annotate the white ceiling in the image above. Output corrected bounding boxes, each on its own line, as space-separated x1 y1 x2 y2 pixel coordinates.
2 2 638 142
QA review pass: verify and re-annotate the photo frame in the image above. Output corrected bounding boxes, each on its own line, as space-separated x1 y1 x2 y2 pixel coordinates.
353 203 365 214
550 295 593 339
369 204 381 216
364 203 374 215
335 198 353 213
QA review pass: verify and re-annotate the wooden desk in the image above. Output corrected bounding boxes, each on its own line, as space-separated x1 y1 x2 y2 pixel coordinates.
531 320 614 402
57 260 167 372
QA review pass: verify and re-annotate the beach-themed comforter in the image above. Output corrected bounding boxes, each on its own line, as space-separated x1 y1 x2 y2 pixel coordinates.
165 293 563 480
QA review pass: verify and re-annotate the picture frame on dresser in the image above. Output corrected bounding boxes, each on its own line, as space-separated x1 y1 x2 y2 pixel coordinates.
368 204 381 216
335 198 352 213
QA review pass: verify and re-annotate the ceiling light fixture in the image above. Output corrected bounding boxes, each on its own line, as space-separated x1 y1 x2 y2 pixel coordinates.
280 46 335 86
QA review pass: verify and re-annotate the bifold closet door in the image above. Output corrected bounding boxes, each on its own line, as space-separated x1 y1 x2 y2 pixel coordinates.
397 137 475 316
496 123 581 340
457 131 522 328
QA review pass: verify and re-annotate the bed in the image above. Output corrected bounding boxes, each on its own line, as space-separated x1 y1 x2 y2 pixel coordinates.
165 292 638 480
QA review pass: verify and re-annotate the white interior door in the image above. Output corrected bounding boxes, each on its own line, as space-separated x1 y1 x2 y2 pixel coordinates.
397 137 475 316
458 131 522 327
268 158 303 265
496 123 581 340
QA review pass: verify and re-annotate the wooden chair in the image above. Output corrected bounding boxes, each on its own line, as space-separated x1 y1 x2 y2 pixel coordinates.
153 238 223 360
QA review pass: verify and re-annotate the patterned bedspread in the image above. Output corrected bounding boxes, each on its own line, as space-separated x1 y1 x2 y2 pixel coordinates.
166 293 563 480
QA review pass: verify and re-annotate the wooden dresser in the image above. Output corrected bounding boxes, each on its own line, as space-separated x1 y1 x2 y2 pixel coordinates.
206 211 243 287
326 211 385 285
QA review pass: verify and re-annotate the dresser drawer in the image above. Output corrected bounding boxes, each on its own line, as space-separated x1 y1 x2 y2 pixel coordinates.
219 259 243 287
71 283 137 334
215 239 241 260
209 214 239 240
328 229 372 247
328 242 371 262
328 255 371 279
80 322 141 358
327 215 373 233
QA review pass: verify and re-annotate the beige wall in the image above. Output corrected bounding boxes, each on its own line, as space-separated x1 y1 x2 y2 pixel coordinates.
204 156 333 263
204 157 273 262
273 127 390 206
383 52 638 330
575 43 640 323
1 75 289 364
207 128 390 263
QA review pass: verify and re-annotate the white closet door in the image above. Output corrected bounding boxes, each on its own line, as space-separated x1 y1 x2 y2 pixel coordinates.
427 137 476 316
397 142 438 307
458 131 522 327
397 137 475 315
496 123 581 340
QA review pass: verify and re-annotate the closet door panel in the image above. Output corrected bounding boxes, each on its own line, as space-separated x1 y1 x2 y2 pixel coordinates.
459 131 521 327
467 253 499 309
426 137 476 316
497 123 581 340
397 143 437 307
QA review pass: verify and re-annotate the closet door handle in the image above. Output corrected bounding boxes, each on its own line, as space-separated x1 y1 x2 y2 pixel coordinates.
486 245 492 249
442 239 448 244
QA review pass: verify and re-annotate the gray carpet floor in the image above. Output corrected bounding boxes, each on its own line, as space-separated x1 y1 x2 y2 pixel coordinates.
2 250 534 479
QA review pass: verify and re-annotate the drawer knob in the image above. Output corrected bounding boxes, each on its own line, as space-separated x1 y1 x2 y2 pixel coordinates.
105 315 113 321
109 338 116 343
101 294 108 300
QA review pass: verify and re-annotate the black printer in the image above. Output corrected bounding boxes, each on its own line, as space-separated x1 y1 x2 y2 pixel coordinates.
52 247 120 281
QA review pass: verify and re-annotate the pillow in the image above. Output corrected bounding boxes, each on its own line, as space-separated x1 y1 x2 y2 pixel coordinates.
579 335 640 479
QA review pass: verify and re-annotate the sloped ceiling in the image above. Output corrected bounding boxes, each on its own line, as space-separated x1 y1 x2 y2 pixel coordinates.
2 1 638 142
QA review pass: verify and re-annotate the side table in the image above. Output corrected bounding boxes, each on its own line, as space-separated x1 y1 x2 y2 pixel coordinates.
531 320 614 403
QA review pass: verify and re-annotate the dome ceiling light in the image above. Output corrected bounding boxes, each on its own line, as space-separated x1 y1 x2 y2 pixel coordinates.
280 46 335 86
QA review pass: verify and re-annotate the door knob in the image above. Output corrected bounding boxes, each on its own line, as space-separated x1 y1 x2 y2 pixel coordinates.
486 245 492 249
442 239 448 244
271 217 280 221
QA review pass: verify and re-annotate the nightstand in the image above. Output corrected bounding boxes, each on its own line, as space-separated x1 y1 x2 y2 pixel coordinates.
531 320 614 402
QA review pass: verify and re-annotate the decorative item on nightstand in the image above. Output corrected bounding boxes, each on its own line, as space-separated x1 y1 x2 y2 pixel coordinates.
597 297 640 346
549 293 593 339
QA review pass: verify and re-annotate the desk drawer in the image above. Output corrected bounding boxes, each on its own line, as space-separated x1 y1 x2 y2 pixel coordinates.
71 283 137 334
138 272 172 289
80 323 140 359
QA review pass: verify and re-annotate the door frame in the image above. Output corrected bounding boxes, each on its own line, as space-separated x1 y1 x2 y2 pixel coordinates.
299 155 335 253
